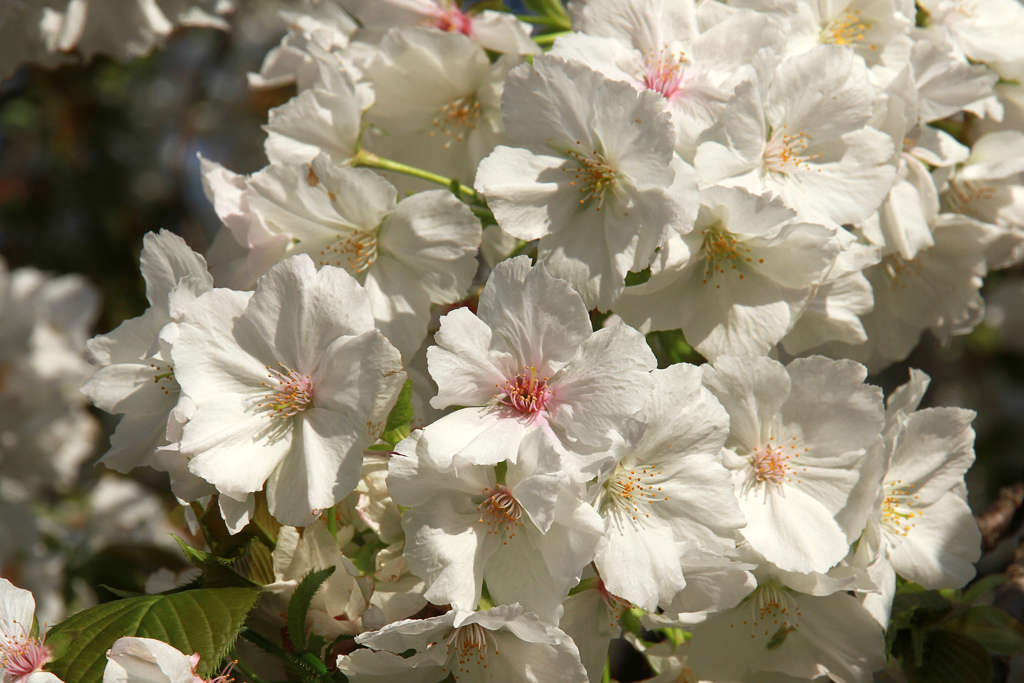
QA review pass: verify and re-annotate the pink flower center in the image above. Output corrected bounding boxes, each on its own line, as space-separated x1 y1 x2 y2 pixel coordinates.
749 436 806 487
188 652 237 683
259 363 313 418
477 484 524 541
431 6 473 35
643 48 686 100
2 636 51 679
751 443 791 485
500 367 551 414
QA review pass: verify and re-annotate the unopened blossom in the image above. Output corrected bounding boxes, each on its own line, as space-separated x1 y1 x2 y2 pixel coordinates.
475 56 699 310
854 370 981 625
590 363 744 610
173 255 406 526
389 429 604 623
337 604 589 683
702 355 884 575
244 154 482 359
694 45 896 226
422 256 656 480
103 637 233 683
616 185 841 360
0 578 61 683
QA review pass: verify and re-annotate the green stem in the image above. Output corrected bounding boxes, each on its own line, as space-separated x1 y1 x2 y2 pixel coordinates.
353 149 484 205
230 652 269 683
516 14 569 27
533 30 571 46
601 654 611 683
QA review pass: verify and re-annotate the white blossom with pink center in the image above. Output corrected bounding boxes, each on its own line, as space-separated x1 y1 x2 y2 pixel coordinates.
336 0 540 56
702 355 885 575
554 0 784 159
0 579 60 683
337 604 589 683
172 255 406 527
389 429 604 622
421 256 656 482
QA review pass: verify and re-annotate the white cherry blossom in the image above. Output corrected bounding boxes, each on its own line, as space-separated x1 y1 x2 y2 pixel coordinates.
702 355 884 575
694 45 896 226
103 636 233 683
0 578 61 683
363 28 517 192
244 155 482 359
337 604 589 683
82 230 212 477
422 256 656 480
616 185 841 360
172 255 406 526
475 55 698 310
389 429 604 623
589 363 744 610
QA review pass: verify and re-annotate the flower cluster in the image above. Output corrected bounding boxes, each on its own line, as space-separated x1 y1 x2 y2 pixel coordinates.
4 0 1023 681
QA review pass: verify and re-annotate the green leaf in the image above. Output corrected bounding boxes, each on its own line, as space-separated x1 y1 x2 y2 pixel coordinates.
902 629 992 683
287 566 337 653
380 379 413 446
961 574 1008 604
946 605 1024 656
45 587 259 683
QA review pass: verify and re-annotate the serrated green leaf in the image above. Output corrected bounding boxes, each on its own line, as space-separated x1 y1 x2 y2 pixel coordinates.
961 574 1008 604
903 629 992 683
45 588 259 683
946 604 1024 656
287 567 336 653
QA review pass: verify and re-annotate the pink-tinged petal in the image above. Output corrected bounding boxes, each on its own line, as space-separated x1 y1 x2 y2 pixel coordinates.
477 256 593 373
428 307 510 410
